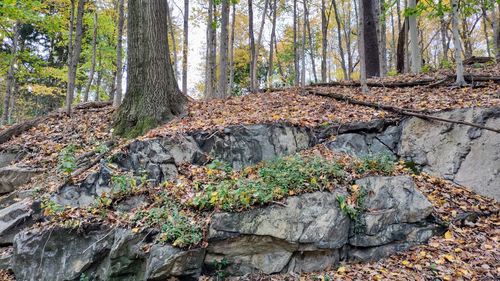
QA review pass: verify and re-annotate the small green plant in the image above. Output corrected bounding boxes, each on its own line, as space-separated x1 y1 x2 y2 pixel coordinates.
440 59 453 69
41 198 66 216
79 273 90 281
355 154 396 175
387 69 398 77
207 159 233 173
134 198 202 247
421 64 432 74
58 144 78 174
336 195 359 220
213 257 230 280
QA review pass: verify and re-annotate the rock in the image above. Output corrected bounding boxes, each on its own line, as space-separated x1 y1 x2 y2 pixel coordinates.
193 124 313 170
0 152 22 168
399 107 500 201
0 199 33 245
0 167 42 195
207 191 350 275
8 226 205 281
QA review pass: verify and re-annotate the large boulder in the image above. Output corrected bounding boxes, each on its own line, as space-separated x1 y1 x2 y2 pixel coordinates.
399 107 500 201
0 199 33 245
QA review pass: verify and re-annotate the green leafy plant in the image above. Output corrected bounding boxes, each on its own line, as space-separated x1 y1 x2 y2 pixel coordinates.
355 154 396 175
57 144 78 174
213 257 231 280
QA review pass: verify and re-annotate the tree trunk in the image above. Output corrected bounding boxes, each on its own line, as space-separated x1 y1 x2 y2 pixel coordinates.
452 0 466 86
268 0 277 88
205 0 217 98
378 0 387 77
166 1 178 79
293 0 299 86
481 3 491 57
218 0 230 98
358 0 368 92
66 0 85 115
321 0 328 83
439 0 449 62
3 23 19 125
114 0 125 106
332 0 348 80
305 2 318 83
182 0 189 95
362 0 380 77
114 0 187 138
84 12 98 103
301 0 307 89
408 0 421 73
229 3 236 93
248 0 257 93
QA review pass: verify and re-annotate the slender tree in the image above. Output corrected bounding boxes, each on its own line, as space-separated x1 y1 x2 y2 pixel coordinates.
451 0 466 86
358 0 369 92
114 0 187 137
408 0 421 73
248 0 257 93
321 0 328 83
66 0 85 115
114 0 125 106
182 0 189 95
229 2 236 93
362 0 380 77
293 0 299 86
268 0 278 88
205 0 217 98
84 11 98 102
218 0 230 98
332 0 348 80
3 23 19 125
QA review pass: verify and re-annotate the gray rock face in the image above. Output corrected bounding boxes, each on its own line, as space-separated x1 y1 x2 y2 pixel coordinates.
9 226 205 281
0 166 42 195
0 199 32 245
205 178 438 276
399 107 500 200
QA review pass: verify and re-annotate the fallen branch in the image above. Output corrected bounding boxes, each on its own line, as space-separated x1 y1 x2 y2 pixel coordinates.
311 91 500 134
70 140 117 179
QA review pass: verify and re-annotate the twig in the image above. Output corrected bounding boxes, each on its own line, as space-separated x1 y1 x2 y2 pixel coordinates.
311 91 500 134
82 228 115 254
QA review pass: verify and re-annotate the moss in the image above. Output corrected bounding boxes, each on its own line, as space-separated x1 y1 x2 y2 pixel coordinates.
114 116 159 139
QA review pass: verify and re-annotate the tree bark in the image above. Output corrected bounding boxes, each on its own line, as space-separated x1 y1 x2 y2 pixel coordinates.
362 0 380 77
408 0 421 73
293 0 300 86
301 0 307 89
114 0 187 138
321 0 328 83
182 0 189 95
84 12 98 103
248 0 257 93
452 0 466 86
66 0 85 115
378 0 387 77
218 0 230 98
305 2 318 83
358 0 368 93
268 0 278 88
439 0 449 62
3 23 19 126
229 3 236 93
114 0 125 106
166 1 178 79
205 0 217 98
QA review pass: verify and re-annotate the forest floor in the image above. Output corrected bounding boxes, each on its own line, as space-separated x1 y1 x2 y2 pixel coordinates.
0 67 499 280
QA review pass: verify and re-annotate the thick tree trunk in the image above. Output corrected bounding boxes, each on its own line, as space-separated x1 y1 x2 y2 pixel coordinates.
66 0 85 115
3 23 19 125
248 0 257 93
182 0 189 95
362 0 380 77
408 0 421 73
113 0 125 106
332 0 348 80
358 0 368 92
451 0 466 86
114 0 187 138
229 3 236 93
217 0 230 98
84 12 98 103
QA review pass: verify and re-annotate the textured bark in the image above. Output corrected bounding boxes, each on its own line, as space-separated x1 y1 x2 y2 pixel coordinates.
440 1 449 62
248 0 257 93
301 0 307 89
166 2 178 79
305 2 318 83
205 1 217 98
397 19 407 73
113 0 125 106
66 0 85 115
481 3 491 57
362 0 380 77
452 0 466 86
408 0 421 73
182 0 189 95
114 0 187 138
293 0 299 86
378 0 387 77
268 0 278 88
358 0 368 92
84 12 98 103
321 0 328 83
217 0 230 98
229 3 236 93
3 23 19 125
